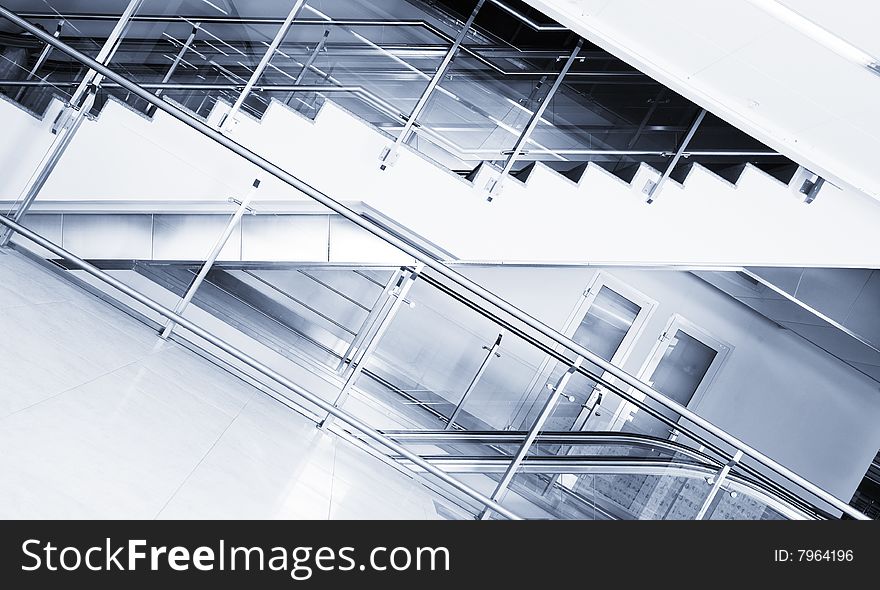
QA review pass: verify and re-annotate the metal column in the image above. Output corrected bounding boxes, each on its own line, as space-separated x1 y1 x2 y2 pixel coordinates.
643 108 706 203
446 333 503 430
146 21 200 115
219 0 306 130
379 0 485 169
695 450 743 520
479 356 583 519
320 264 423 428
160 178 261 339
486 39 583 199
0 0 143 247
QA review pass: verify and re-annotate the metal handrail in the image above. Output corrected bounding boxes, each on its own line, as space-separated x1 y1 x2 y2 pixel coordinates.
392 455 816 520
13 11 601 78
0 79 780 160
0 5 867 520
385 430 719 462
383 429 827 518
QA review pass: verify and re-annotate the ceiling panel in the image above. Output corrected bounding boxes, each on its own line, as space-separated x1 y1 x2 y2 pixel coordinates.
777 0 880 58
525 0 880 200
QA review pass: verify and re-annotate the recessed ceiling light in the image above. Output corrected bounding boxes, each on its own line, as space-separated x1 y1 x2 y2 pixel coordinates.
746 0 880 77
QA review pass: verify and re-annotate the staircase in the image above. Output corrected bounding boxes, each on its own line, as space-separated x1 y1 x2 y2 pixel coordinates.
0 22 868 524
3 91 880 268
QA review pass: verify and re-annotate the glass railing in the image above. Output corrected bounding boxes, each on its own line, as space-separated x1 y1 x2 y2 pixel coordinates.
2 0 793 187
0 3 866 520
381 432 819 520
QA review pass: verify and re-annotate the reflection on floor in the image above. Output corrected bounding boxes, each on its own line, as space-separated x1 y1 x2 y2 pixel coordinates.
0 249 459 519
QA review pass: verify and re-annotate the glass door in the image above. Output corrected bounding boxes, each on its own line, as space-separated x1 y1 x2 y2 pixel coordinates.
534 273 654 431
618 315 731 439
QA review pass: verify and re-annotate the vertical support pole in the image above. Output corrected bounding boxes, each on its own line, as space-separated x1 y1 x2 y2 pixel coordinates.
695 450 743 520
219 0 306 131
160 178 261 339
320 263 423 429
146 22 200 115
13 20 63 102
286 27 330 112
379 0 485 169
627 87 665 148
479 356 583 519
486 39 583 199
445 333 503 430
336 267 404 373
294 28 329 85
643 108 706 203
0 0 143 247
66 0 145 115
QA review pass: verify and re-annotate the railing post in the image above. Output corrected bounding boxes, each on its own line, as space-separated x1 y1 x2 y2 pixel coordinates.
218 0 307 131
285 27 330 111
479 356 583 519
319 263 423 429
446 333 503 430
379 0 486 170
336 267 405 374
695 450 744 520
13 19 63 102
160 178 261 339
0 0 143 247
146 21 200 115
643 108 706 203
486 39 583 200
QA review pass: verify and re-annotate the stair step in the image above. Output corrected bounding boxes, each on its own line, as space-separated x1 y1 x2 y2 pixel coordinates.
755 162 800 184
511 162 537 182
705 163 748 184
560 162 588 183
669 161 694 184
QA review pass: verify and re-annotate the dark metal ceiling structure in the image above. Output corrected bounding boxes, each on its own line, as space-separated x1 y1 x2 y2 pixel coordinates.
0 0 795 182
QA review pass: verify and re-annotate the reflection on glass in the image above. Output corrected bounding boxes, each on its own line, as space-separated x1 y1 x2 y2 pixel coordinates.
542 285 640 431
624 329 717 438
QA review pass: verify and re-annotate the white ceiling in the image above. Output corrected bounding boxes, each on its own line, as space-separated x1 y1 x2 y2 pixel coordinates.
524 0 880 202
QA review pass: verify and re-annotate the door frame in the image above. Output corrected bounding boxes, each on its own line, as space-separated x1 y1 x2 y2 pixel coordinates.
607 313 733 433
517 271 657 430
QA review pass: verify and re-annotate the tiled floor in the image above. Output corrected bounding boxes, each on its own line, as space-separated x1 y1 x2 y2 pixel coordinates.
0 249 460 519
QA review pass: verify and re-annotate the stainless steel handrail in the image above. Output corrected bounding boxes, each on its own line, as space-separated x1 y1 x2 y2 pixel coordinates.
1 78 780 160
0 215 521 521
384 430 718 461
486 0 567 32
0 5 866 520
383 429 827 517
392 455 816 520
13 11 598 78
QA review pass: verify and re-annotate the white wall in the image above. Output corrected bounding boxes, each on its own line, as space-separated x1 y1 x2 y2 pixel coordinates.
459 265 880 504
